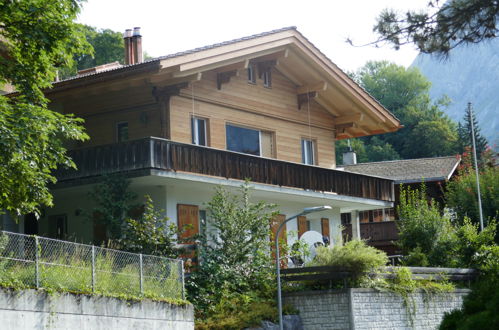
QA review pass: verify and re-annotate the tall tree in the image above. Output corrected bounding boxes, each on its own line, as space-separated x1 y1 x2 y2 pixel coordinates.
457 104 489 160
59 25 124 79
348 61 459 160
0 0 89 216
372 0 499 56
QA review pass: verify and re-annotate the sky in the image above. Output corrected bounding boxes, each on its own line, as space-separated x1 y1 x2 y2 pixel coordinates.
77 0 432 72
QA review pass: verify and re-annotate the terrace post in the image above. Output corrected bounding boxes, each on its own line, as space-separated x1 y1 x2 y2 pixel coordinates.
91 245 95 292
34 236 39 289
139 253 143 295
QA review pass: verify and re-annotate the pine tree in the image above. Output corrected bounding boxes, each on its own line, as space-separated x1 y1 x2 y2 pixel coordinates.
458 105 488 162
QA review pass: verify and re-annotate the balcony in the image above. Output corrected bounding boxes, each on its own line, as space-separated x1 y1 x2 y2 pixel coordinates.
342 221 399 254
55 137 394 201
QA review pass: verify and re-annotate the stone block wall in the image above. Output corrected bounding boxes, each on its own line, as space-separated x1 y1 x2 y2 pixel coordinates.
0 288 194 330
284 288 469 330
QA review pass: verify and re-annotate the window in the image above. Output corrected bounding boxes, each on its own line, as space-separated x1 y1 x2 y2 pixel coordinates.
191 117 207 146
247 64 256 84
116 122 128 142
226 124 274 157
49 214 67 240
301 138 315 165
263 68 272 87
341 213 352 225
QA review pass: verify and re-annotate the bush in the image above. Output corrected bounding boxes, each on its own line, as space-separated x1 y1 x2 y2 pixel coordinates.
309 240 388 279
440 246 499 329
397 184 457 266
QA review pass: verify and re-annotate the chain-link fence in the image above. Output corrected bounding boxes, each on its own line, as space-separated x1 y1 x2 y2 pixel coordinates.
0 230 184 300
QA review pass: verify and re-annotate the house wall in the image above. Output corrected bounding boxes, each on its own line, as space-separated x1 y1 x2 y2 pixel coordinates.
170 69 337 167
0 289 193 330
51 66 338 168
40 178 342 247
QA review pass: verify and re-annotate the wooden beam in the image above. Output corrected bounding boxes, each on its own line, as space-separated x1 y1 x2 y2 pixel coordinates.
315 96 341 116
214 59 249 72
149 72 202 85
296 81 327 94
297 91 318 110
335 113 363 125
216 70 238 90
335 122 356 130
249 49 289 64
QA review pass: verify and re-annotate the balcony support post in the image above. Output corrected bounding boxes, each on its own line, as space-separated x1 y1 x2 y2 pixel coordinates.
351 210 361 240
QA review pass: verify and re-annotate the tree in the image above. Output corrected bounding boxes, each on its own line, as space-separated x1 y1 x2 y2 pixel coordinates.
87 174 138 241
119 195 179 258
0 0 89 216
346 61 459 161
187 182 278 319
59 25 124 79
373 0 499 56
457 105 489 161
445 165 498 238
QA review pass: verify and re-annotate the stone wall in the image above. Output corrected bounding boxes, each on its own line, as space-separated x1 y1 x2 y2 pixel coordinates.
284 288 469 330
0 288 194 330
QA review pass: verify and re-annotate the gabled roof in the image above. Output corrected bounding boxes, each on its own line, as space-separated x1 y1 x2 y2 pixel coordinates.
47 27 401 137
342 156 461 184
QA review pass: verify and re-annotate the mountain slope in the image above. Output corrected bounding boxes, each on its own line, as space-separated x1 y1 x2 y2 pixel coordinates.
411 39 499 149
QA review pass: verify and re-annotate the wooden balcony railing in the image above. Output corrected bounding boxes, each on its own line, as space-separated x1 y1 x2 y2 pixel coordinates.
55 137 395 201
343 221 399 243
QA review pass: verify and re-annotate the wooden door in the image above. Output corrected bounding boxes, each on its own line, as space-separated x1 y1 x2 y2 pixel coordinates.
321 218 330 239
270 214 287 268
297 216 307 238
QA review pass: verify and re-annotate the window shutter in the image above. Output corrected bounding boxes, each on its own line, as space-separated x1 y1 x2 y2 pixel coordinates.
177 204 199 243
321 218 330 239
270 214 286 243
261 131 273 158
297 216 307 238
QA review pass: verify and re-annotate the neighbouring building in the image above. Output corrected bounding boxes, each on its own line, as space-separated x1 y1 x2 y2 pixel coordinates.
1 27 402 260
339 155 461 255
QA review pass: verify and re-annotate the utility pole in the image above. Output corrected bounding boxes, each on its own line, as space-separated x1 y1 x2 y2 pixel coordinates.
468 102 485 231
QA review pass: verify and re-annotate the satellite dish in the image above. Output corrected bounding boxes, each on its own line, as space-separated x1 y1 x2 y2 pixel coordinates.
299 231 325 262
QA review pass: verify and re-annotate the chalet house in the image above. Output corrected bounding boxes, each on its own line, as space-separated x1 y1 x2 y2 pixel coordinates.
340 155 461 254
1 27 401 252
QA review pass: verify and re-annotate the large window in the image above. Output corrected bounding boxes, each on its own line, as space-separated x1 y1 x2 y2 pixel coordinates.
191 117 207 146
301 138 315 165
226 124 261 156
226 124 274 157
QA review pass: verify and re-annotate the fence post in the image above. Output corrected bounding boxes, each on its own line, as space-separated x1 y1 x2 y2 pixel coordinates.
91 245 95 292
139 253 143 295
34 236 40 289
180 259 185 300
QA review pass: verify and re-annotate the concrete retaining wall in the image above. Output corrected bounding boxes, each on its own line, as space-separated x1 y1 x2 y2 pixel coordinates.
0 288 194 330
284 288 469 330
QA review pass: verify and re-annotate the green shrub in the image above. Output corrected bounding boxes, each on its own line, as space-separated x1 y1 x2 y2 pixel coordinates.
440 245 499 329
397 184 458 267
309 240 388 280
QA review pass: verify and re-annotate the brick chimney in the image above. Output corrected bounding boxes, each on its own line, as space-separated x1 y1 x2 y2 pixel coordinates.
123 27 142 65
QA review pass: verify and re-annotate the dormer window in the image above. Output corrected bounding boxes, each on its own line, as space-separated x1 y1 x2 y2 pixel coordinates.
247 64 256 84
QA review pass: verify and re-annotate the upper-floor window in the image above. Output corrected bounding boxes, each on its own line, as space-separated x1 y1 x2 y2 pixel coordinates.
191 117 207 146
226 124 273 157
247 64 256 84
116 122 128 142
263 68 272 88
301 138 315 165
